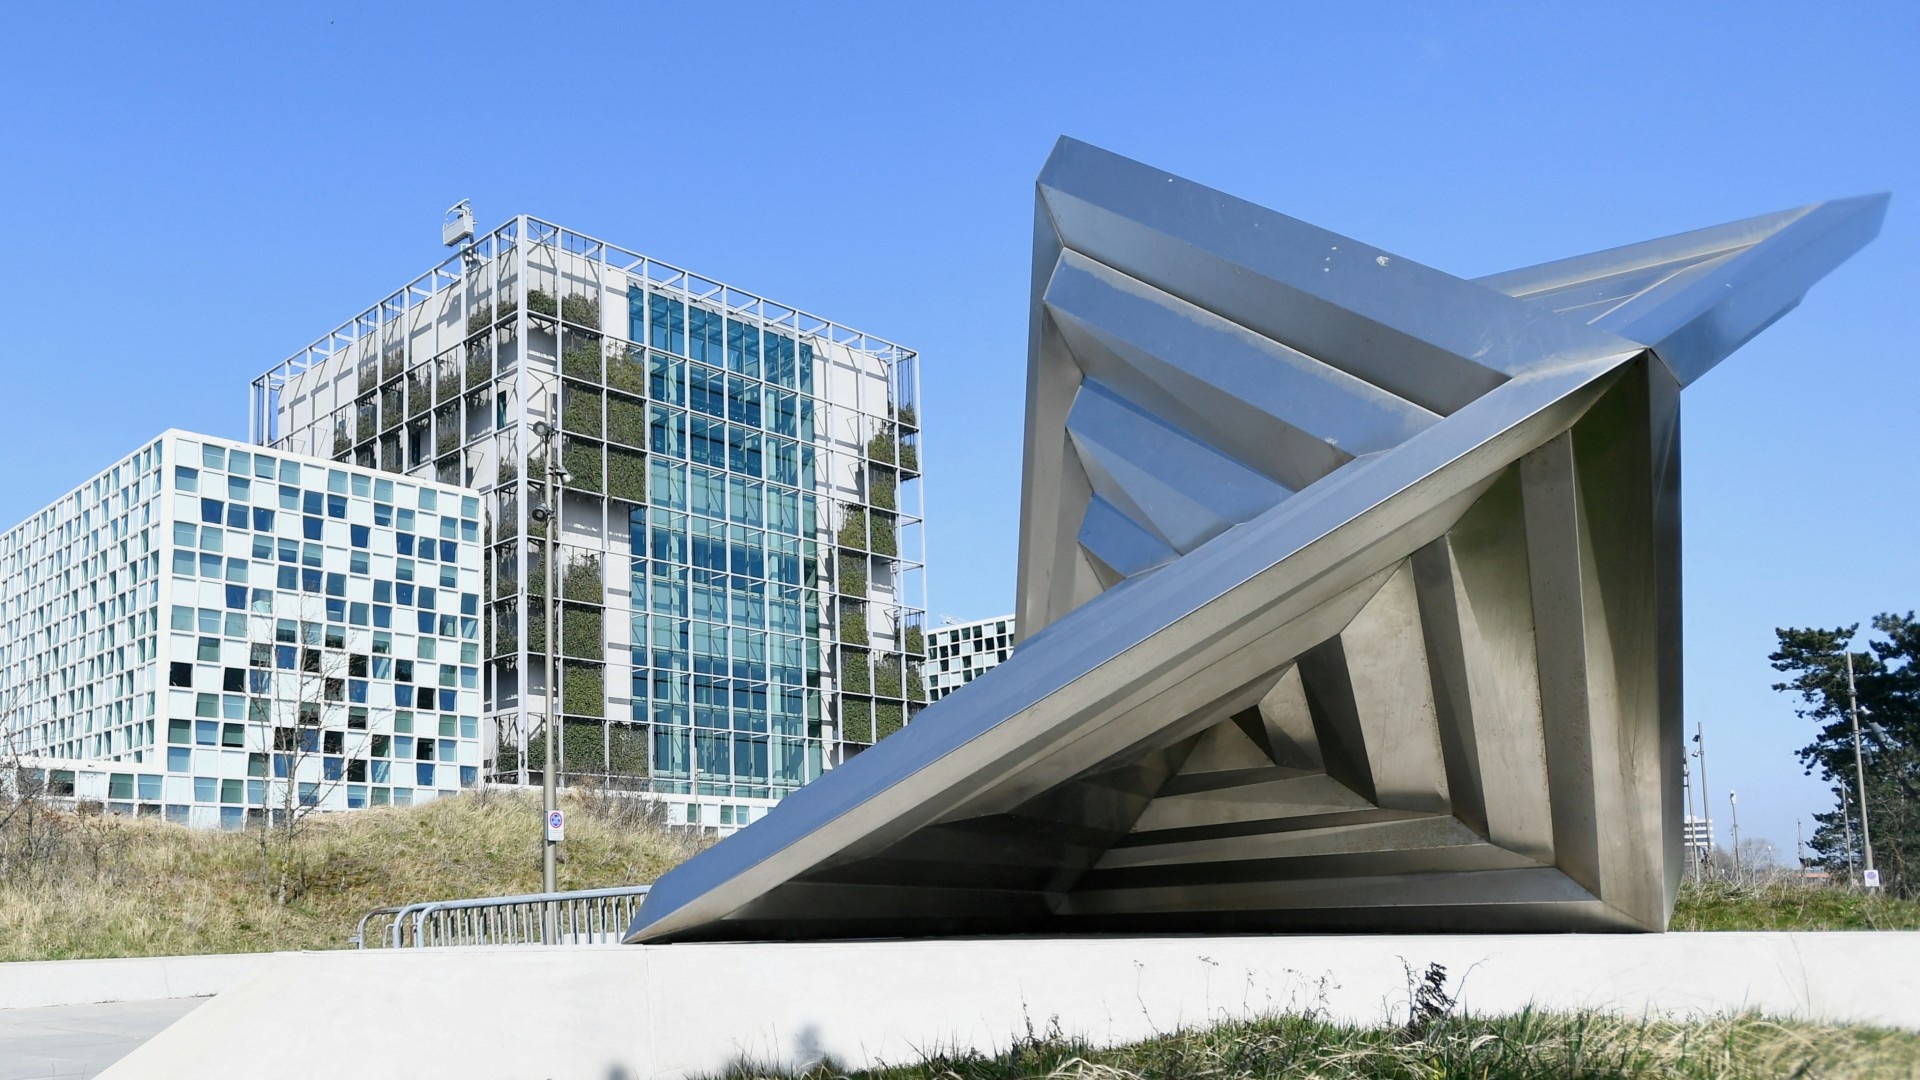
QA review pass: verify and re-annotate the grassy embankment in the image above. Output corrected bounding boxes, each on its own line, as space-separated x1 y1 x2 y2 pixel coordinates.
739 1011 1920 1080
4 786 1918 962
1673 877 1920 930
0 789 702 962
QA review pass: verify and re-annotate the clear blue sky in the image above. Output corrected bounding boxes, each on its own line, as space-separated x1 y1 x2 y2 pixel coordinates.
2 2 1914 861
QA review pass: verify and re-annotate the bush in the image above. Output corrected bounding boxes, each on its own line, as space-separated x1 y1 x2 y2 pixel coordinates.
381 348 404 383
561 292 600 329
358 365 378 395
527 288 558 317
839 602 868 646
561 604 602 659
607 397 646 448
841 648 870 694
875 701 904 741
564 442 602 493
900 441 920 475
905 625 924 656
866 423 896 465
839 554 867 596
606 348 647 396
563 386 602 438
562 344 600 382
874 654 903 698
608 448 646 504
868 466 897 511
896 403 918 430
562 661 605 718
562 555 601 603
837 509 897 556
841 698 872 743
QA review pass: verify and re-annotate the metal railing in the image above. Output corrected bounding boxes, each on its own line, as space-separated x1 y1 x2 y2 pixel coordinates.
354 885 651 949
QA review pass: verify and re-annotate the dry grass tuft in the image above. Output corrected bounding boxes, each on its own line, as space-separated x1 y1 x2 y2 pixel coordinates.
0 788 706 961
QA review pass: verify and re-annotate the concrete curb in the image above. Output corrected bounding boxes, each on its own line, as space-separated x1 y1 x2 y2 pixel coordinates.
0 951 283 1009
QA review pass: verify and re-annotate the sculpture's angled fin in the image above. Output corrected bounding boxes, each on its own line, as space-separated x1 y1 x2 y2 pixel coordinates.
1478 194 1889 387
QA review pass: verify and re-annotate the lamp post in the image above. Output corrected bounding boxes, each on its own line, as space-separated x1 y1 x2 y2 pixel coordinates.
1692 722 1712 879
530 413 566 936
1843 647 1878 888
1729 790 1742 880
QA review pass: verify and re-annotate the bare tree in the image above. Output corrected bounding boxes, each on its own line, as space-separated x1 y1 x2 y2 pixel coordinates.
247 595 373 904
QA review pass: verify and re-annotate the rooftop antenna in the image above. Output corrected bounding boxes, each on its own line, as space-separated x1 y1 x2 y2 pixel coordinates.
444 199 476 269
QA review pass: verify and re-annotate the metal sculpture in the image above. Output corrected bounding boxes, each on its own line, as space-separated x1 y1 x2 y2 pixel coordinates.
627 138 1885 941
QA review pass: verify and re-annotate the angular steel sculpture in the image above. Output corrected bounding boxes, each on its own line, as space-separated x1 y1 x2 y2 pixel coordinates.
627 139 1885 941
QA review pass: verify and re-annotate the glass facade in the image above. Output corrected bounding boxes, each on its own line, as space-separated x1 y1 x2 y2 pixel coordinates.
258 217 927 823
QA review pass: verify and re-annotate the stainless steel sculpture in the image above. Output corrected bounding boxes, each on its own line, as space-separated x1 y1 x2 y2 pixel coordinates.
627 139 1885 941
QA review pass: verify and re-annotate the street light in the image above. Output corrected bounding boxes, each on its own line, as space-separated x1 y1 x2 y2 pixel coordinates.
531 415 563 935
1842 644 1879 889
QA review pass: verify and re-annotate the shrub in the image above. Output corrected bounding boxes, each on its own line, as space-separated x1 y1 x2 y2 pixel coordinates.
896 403 918 430
841 698 872 743
841 648 870 694
563 442 602 493
839 602 868 646
562 343 600 382
562 661 604 718
606 348 647 396
563 386 602 438
905 625 924 656
381 348 405 383
562 554 601 603
607 397 646 448
527 288 558 317
866 423 896 465
874 654 903 698
875 701 904 741
839 554 867 596
837 509 896 555
561 292 600 329
868 466 897 510
561 604 602 659
607 448 645 504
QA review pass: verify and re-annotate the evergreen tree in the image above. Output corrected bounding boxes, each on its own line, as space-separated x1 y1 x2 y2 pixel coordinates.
1770 614 1920 895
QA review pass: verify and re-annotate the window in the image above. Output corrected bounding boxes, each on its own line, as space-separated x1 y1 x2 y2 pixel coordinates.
169 662 192 687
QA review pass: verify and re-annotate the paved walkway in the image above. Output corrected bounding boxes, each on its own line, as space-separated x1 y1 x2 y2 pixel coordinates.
0 999 203 1080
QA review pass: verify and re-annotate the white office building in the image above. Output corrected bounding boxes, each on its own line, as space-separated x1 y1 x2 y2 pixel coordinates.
0 431 484 826
925 615 1015 701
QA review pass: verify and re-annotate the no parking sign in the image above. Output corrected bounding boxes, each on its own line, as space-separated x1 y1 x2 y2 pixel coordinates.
1864 868 1881 889
546 808 566 842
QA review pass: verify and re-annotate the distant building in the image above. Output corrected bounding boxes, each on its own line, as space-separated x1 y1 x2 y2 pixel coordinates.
1684 815 1713 860
0 431 483 826
925 616 1015 701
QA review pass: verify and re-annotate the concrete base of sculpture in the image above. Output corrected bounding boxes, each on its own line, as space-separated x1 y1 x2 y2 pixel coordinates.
102 933 1920 1078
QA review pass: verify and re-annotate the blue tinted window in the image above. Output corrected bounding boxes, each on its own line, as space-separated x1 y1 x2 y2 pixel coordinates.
167 747 191 772
303 516 323 540
193 777 217 802
253 508 273 531
416 763 436 787
200 499 223 523
327 494 347 519
351 524 369 548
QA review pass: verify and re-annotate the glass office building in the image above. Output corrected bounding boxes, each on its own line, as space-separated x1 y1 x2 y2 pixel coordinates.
252 218 927 826
0 431 484 825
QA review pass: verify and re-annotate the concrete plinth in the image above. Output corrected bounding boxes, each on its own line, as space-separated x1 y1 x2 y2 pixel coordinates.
103 932 1920 1079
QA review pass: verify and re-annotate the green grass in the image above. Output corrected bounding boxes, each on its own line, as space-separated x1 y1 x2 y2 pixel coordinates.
1673 877 1920 931
0 789 703 962
725 1011 1920 1080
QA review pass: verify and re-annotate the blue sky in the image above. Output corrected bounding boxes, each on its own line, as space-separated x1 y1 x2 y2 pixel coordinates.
2 2 1914 859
